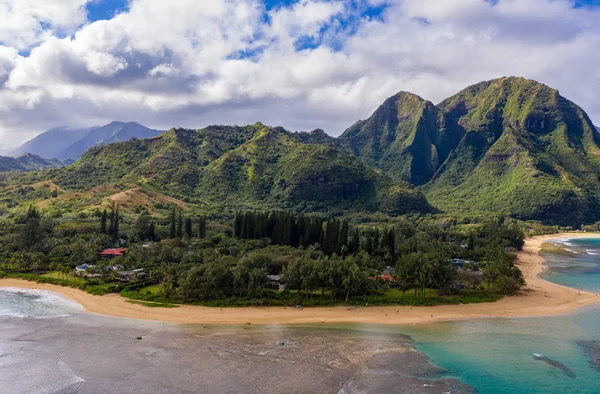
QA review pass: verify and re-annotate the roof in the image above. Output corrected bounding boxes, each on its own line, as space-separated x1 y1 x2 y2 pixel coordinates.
99 248 128 256
370 274 399 282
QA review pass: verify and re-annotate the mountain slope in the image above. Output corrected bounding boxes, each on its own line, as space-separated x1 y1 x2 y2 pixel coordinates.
425 77 600 224
343 77 600 224
9 127 85 158
9 121 163 160
0 153 65 173
12 123 429 216
58 121 162 160
340 92 459 185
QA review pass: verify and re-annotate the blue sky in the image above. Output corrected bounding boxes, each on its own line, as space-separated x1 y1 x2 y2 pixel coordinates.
85 0 600 22
86 0 389 22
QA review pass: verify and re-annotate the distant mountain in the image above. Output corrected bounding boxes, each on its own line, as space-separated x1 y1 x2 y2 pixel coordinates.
0 153 66 173
18 123 430 215
341 77 600 224
9 121 162 160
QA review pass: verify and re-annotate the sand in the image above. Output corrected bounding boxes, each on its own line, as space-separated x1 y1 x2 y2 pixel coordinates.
2 233 600 325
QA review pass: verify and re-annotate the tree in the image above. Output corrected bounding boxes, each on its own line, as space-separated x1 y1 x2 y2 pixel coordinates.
282 257 303 294
396 254 418 299
249 267 268 295
185 217 193 239
134 213 152 241
112 203 120 240
21 206 45 250
232 261 249 296
51 188 58 198
177 210 183 238
198 217 207 239
148 221 156 241
108 203 115 238
100 209 107 234
170 208 177 239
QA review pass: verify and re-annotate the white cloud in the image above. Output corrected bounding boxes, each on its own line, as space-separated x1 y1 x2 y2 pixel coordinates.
0 0 90 50
0 0 599 149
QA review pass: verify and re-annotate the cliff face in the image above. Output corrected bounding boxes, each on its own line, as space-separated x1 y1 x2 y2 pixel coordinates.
342 77 600 224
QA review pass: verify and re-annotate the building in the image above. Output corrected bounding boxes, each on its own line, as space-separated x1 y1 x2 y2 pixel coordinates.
99 248 127 259
266 275 285 291
117 268 146 283
451 259 473 269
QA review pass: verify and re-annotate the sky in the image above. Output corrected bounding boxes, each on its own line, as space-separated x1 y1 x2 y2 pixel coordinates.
1 0 600 149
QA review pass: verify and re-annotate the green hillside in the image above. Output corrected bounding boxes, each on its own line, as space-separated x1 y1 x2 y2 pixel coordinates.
5 123 429 216
0 153 65 173
341 77 600 224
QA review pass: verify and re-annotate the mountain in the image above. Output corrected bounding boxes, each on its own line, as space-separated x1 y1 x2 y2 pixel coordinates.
341 77 600 224
340 92 442 185
9 127 86 159
17 123 429 216
0 153 65 172
58 121 162 160
9 121 163 160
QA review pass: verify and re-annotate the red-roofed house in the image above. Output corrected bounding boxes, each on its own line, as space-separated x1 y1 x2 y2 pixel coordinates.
99 248 127 259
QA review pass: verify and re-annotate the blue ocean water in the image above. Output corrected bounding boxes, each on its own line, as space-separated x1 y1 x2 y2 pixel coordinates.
395 238 600 394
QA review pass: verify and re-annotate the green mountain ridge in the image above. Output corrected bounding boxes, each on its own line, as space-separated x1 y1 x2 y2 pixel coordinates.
4 77 599 224
340 77 600 224
0 153 65 172
12 123 429 216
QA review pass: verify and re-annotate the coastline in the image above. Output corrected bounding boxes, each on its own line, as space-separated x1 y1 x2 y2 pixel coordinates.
2 232 599 325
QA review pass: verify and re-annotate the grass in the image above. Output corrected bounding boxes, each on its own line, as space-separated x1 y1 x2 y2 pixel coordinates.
139 284 162 295
41 271 85 283
0 271 121 296
126 300 180 308
121 285 503 308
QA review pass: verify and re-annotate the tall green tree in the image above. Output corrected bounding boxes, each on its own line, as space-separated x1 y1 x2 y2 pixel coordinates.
177 210 183 238
170 207 177 239
21 206 45 250
198 216 207 239
185 217 193 238
100 209 107 234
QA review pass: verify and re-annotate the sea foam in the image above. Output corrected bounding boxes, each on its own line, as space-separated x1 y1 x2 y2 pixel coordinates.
0 288 83 318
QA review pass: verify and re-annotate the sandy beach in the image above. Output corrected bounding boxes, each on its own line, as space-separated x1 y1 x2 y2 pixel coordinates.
2 233 600 325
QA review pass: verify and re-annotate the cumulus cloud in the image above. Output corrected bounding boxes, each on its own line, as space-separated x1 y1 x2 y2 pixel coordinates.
0 0 599 148
0 0 90 50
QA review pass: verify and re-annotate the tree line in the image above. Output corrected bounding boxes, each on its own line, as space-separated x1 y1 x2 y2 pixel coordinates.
234 211 396 258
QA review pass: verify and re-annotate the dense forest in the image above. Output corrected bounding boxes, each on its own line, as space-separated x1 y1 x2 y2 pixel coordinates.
0 202 526 307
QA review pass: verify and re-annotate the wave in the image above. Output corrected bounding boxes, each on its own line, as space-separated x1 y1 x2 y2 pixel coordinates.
0 288 83 318
552 239 577 247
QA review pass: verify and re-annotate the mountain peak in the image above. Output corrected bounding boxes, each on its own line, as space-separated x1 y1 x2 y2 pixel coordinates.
342 76 600 224
10 121 163 161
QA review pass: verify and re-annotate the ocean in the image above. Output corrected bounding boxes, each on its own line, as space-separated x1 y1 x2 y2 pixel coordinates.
1 238 599 393
393 237 600 394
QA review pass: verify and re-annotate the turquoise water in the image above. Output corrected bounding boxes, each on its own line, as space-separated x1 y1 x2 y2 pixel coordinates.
395 238 600 394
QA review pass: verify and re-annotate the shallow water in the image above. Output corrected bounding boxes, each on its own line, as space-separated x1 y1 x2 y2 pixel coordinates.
0 315 469 394
385 238 600 394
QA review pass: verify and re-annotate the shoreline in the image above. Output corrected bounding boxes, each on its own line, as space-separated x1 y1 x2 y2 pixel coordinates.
2 232 600 325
